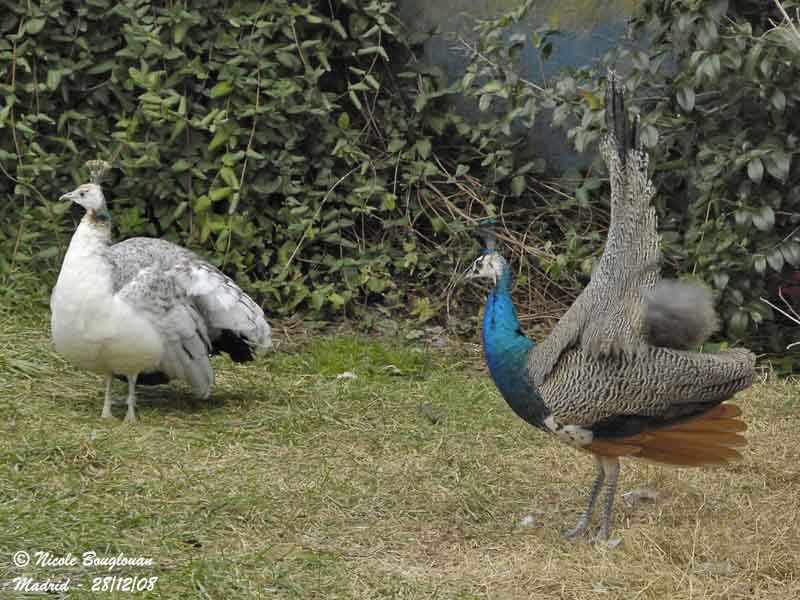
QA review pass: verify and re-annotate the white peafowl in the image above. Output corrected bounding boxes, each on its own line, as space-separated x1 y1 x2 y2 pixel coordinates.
464 72 755 540
51 160 271 423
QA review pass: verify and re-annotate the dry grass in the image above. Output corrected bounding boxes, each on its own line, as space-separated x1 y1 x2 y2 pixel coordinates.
1 309 799 599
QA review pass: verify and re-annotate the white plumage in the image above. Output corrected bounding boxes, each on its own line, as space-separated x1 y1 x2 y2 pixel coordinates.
51 183 271 422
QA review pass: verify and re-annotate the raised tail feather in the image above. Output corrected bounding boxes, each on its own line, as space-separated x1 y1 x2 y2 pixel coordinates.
605 72 639 166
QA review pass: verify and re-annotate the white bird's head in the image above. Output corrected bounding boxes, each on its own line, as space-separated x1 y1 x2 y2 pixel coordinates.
463 250 507 286
60 183 108 213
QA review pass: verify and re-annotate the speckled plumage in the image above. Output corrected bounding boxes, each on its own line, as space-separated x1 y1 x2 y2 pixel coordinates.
524 73 754 429
467 71 755 540
539 345 753 428
51 182 271 422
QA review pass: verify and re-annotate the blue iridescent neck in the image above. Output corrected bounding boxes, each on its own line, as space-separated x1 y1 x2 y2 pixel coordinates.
481 258 547 428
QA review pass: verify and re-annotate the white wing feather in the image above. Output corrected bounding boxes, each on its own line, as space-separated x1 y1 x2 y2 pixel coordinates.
116 263 214 397
109 237 271 358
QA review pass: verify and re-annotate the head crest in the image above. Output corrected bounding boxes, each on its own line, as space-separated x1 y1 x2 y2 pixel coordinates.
476 217 498 251
85 160 112 185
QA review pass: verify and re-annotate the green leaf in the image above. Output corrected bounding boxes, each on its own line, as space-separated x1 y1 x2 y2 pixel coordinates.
753 255 767 274
174 22 190 44
781 242 800 267
771 89 786 112
747 158 763 184
25 18 46 35
210 81 233 98
640 125 659 148
733 210 750 227
767 248 785 272
387 138 405 153
219 167 238 188
208 129 230 151
210 187 233 202
348 90 362 110
337 112 350 129
330 19 347 39
415 139 431 159
194 195 212 213
328 292 346 309
367 277 388 292
751 206 774 231
712 272 729 289
46 69 63 91
729 310 749 335
380 193 396 210
478 80 504 95
356 46 389 61
171 159 191 173
87 61 115 75
765 152 790 181
677 87 695 112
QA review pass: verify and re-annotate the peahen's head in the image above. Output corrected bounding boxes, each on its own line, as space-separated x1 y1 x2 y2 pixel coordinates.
60 183 108 212
464 249 508 286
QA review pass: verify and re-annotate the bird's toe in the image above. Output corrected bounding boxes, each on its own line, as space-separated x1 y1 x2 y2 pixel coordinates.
564 521 590 539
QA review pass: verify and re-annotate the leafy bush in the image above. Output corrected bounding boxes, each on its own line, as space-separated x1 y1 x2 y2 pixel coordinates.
2 0 798 366
455 0 800 361
0 0 485 317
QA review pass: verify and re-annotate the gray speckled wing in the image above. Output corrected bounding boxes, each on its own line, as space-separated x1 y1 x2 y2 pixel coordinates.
528 71 659 385
116 262 214 397
108 238 195 292
108 237 271 357
540 346 755 427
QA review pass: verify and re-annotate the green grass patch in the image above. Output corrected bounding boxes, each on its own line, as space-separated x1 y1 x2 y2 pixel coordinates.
1 311 799 599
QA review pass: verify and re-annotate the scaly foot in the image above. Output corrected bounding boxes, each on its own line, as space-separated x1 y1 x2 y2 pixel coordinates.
564 518 591 539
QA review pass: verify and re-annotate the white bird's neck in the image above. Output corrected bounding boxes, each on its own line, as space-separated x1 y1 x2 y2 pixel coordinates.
57 213 114 291
67 214 112 255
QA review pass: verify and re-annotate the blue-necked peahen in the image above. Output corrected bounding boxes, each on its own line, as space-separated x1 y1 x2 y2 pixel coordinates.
465 72 755 540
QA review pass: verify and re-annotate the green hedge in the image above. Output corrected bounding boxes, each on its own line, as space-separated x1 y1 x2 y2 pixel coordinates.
455 0 800 363
0 0 480 317
1 0 798 367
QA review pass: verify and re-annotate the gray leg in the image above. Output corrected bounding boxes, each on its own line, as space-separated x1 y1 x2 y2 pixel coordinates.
597 456 621 540
101 375 114 419
565 456 606 538
123 374 138 424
